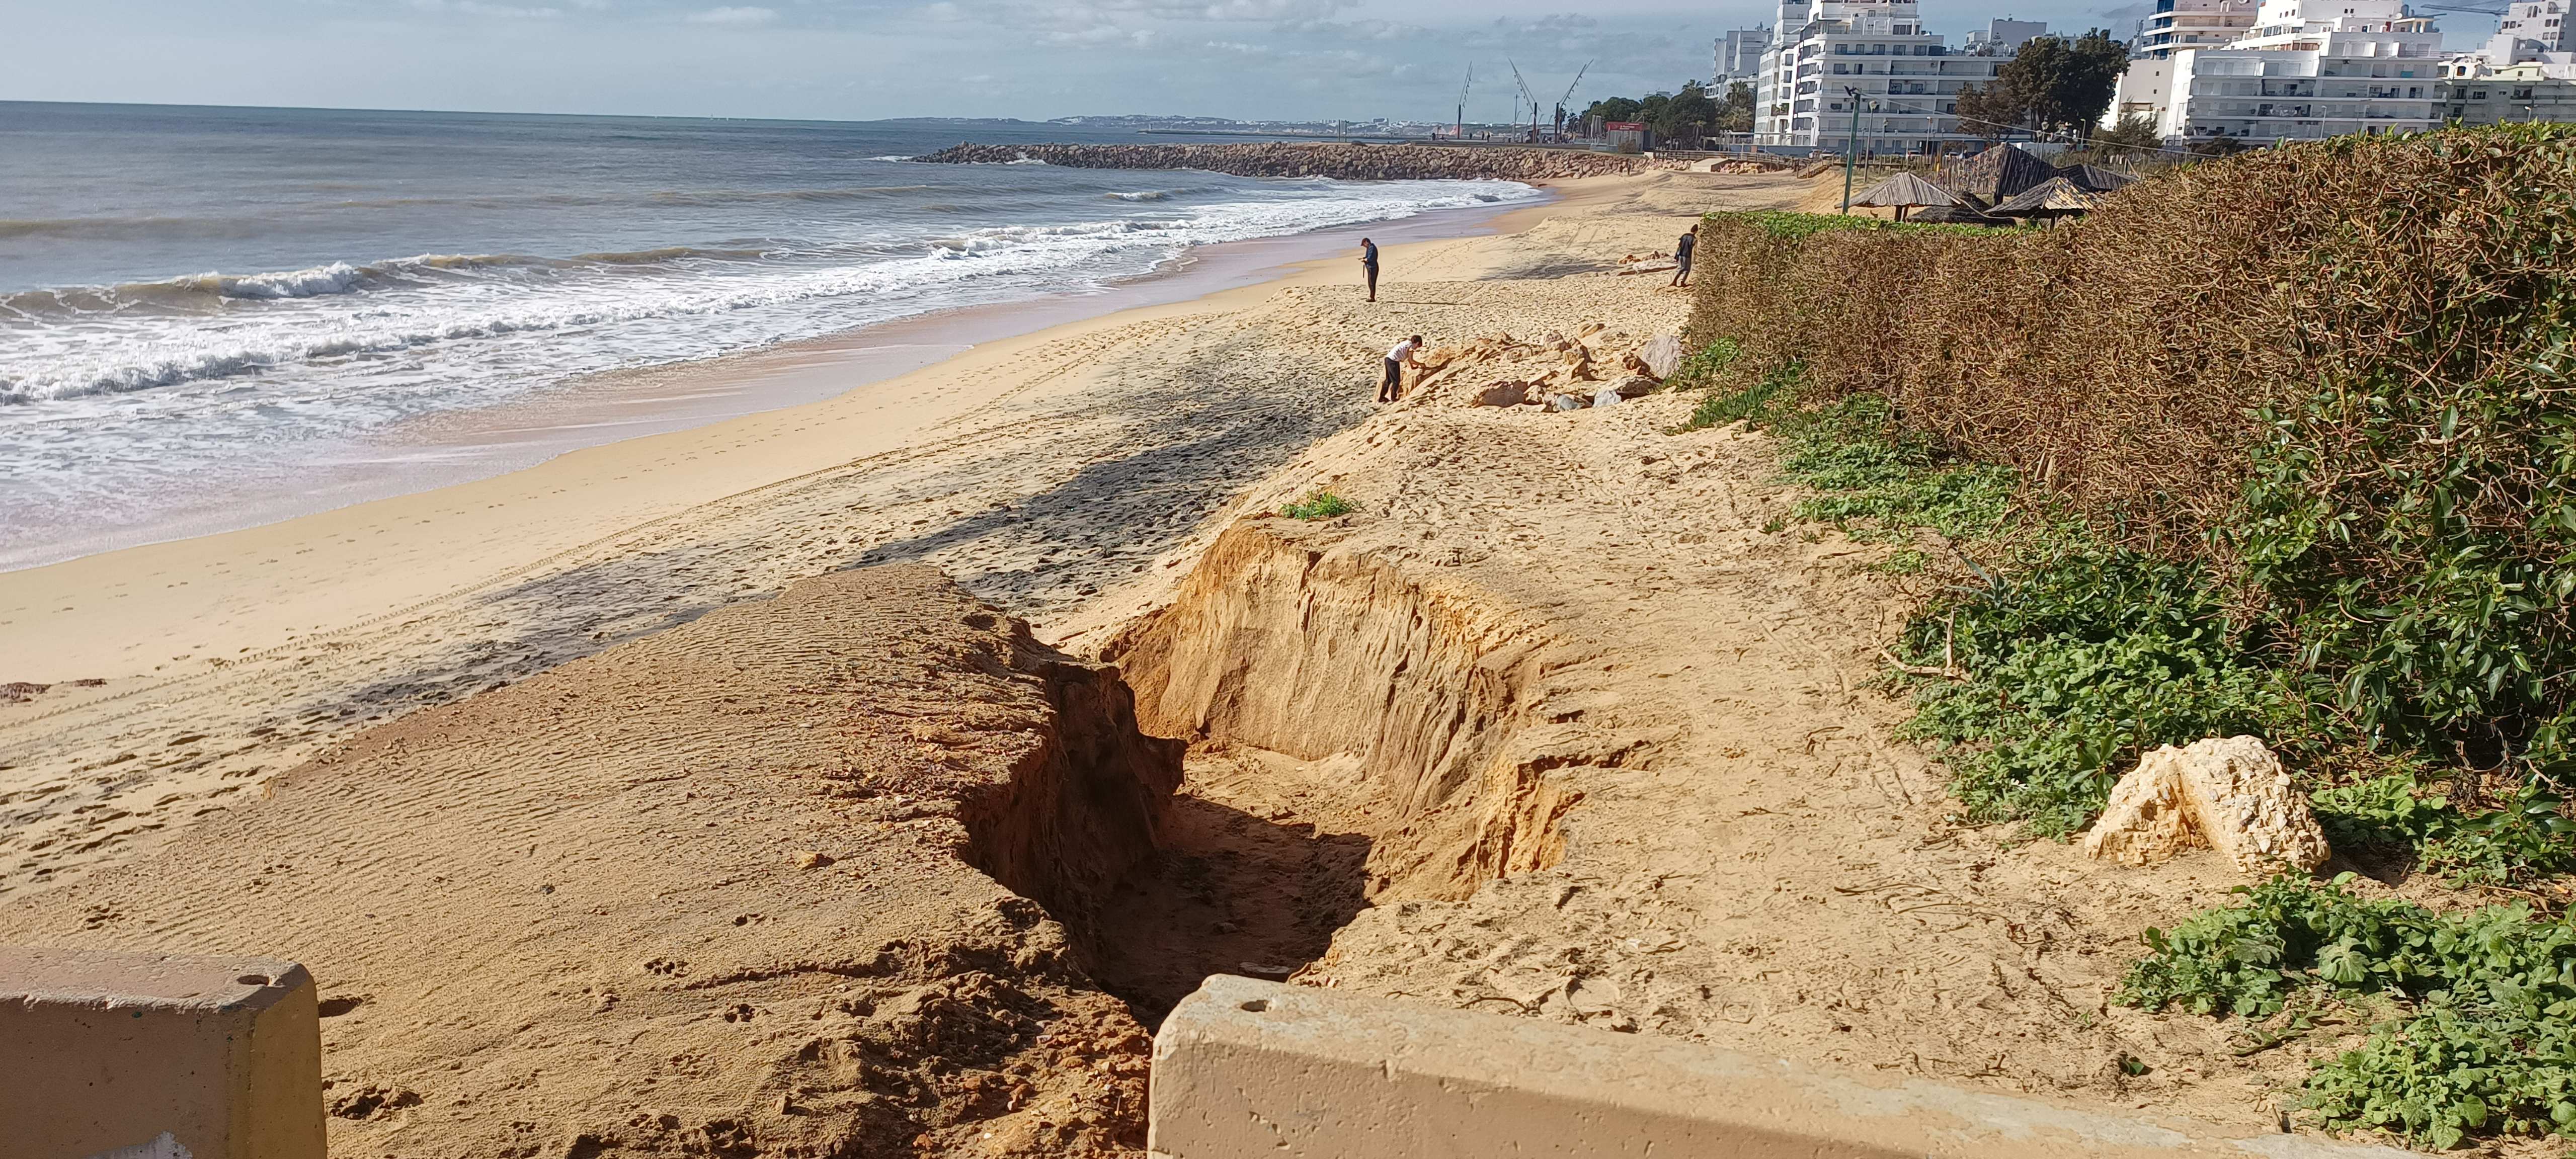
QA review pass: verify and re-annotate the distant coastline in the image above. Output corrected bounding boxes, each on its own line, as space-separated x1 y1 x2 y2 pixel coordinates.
912 141 1696 181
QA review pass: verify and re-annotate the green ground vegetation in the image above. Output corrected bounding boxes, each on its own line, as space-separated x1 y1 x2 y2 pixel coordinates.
1279 489 1353 520
2122 875 2576 1149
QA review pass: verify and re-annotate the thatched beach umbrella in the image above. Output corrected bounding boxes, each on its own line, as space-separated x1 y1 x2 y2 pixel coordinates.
1847 171 1964 221
2053 163 2138 193
1992 176 2101 223
1909 204 2009 227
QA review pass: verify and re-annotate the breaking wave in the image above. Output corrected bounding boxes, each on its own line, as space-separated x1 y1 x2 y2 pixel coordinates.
3 177 1538 407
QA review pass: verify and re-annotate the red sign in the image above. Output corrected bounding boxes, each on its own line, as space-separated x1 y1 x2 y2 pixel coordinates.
1605 121 1646 131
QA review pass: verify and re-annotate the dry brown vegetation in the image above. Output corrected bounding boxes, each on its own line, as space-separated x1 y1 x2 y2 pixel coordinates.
1684 126 2576 778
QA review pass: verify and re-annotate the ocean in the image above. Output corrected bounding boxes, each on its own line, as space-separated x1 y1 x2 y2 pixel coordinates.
0 103 1538 568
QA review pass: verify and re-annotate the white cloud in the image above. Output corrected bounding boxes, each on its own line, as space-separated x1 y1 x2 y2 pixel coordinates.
686 5 777 23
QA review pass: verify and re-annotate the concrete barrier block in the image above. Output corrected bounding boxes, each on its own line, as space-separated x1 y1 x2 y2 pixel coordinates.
1149 975 2425 1159
1 945 324 1159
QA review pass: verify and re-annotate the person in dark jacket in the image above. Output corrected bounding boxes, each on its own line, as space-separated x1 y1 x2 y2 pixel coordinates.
1360 237 1380 302
1670 227 1697 288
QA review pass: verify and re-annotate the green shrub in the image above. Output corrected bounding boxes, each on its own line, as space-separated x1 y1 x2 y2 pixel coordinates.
1897 541 2295 837
2121 875 2576 1148
1681 128 2576 1148
1686 128 2576 792
2314 775 2576 888
1279 489 1353 520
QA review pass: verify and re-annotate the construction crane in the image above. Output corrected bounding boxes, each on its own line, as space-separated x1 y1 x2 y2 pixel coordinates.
1507 58 1542 142
1455 64 1474 140
1553 59 1593 141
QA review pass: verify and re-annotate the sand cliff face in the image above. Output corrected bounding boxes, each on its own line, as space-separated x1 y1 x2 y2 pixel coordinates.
0 566 1178 1157
912 142 1687 181
1103 519 1592 903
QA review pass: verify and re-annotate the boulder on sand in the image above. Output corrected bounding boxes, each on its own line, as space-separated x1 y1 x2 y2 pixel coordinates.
1473 381 1530 407
1549 393 1588 412
1638 334 1685 381
2082 736 2330 875
1613 375 1658 399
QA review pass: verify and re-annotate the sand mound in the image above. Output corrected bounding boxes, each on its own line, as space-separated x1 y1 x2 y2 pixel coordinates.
0 566 1180 1157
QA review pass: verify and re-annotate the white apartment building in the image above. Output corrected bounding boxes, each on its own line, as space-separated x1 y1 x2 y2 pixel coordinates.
2117 0 2444 140
1718 28 1774 85
2136 0 2258 58
2487 0 2574 63
1965 17 2049 50
2110 0 2256 123
2441 55 2576 122
1752 1 2048 152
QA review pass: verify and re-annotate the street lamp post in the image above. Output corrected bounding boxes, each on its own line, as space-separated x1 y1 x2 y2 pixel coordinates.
1840 86 1864 215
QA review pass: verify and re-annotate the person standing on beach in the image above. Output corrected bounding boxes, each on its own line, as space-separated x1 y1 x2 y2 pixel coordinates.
1359 237 1381 302
1670 226 1697 288
1381 334 1420 403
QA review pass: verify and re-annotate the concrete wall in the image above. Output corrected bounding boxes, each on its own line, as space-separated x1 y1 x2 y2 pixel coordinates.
1150 975 2428 1159
1 945 324 1159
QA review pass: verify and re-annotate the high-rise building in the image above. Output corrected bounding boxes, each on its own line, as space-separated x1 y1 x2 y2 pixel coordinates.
1718 28 1773 85
2135 0 2258 58
1751 0 2044 152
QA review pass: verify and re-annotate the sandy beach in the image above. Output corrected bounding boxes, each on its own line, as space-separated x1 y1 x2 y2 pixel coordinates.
0 162 2385 1155
0 171 1770 898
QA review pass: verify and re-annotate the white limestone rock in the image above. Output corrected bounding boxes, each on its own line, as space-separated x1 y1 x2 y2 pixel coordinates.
2081 736 2330 876
1639 334 1685 380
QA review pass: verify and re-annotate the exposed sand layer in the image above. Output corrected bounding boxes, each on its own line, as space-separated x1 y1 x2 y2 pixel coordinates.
0 566 1176 1156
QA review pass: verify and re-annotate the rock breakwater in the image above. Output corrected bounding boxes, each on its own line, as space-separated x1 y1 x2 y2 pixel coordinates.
911 142 1689 181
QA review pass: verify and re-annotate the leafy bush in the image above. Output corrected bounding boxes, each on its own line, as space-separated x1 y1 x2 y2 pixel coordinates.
1685 127 2576 791
2310 775 2452 853
2314 775 2576 888
1280 489 1353 520
2121 876 2576 1148
1898 541 2294 837
1682 128 2576 1148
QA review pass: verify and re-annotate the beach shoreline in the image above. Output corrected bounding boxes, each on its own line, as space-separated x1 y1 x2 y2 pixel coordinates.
3 190 1548 574
0 176 1623 678
0 168 1700 906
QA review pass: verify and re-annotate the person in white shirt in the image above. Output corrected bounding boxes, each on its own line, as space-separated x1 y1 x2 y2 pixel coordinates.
1381 334 1421 403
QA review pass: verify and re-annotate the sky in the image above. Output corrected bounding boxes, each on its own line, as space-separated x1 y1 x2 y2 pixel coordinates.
0 0 2503 123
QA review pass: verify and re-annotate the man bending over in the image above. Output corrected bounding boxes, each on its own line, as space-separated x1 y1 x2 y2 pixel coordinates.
1381 334 1421 403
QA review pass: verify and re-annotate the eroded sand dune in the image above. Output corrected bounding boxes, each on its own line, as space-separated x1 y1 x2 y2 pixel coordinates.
0 567 1177 1156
